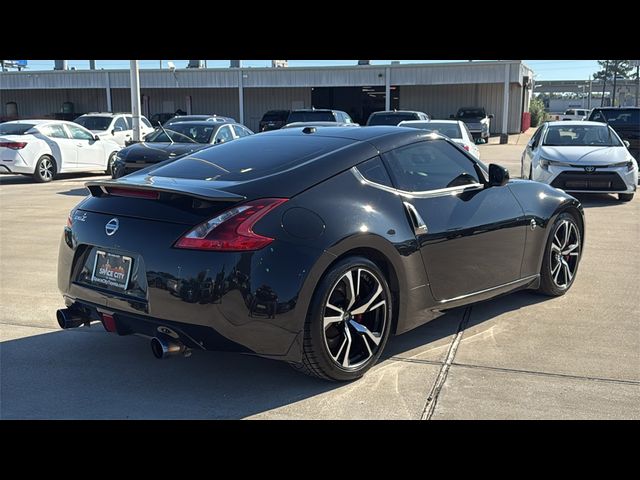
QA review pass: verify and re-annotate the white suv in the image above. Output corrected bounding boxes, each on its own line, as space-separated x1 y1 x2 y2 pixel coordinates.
74 113 154 146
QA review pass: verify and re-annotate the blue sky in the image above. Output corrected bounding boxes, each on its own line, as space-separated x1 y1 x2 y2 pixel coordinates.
14 60 601 81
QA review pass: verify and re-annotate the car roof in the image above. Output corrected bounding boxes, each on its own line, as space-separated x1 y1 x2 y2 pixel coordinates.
371 110 424 115
165 121 232 127
546 121 611 127
1 119 81 127
591 107 639 110
402 119 458 125
283 121 358 128
290 109 339 113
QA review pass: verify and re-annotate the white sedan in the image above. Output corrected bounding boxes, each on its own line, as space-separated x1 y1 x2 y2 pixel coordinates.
521 121 638 202
398 119 481 159
0 120 120 182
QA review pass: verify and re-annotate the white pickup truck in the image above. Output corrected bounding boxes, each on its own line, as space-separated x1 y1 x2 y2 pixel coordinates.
548 108 591 121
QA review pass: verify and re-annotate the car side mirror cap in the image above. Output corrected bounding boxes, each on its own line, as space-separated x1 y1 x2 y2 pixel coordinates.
111 129 116 135
623 140 630 148
488 163 509 187
93 134 100 141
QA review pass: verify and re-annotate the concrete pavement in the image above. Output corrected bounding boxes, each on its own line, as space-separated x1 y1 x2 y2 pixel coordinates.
1 143 638 419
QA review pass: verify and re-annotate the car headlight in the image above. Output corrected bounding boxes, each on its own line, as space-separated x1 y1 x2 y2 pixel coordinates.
539 158 571 170
610 160 635 172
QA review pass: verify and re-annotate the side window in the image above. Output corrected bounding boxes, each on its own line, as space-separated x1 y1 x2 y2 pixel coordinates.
114 117 128 131
530 126 544 148
140 117 152 128
590 111 605 123
124 116 133 129
215 126 233 143
343 112 353 123
66 124 95 141
40 124 69 139
384 140 480 192
232 125 250 138
566 109 575 115
357 156 393 187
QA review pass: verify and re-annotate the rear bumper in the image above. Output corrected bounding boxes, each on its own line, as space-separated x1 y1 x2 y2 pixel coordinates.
57 215 326 362
1 151 33 174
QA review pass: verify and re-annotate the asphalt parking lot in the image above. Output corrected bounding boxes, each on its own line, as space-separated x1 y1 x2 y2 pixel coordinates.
1 134 638 419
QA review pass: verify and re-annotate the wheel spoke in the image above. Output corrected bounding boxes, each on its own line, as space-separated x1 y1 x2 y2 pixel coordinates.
553 261 562 283
562 243 579 255
342 325 352 367
562 221 570 249
326 302 343 315
351 283 383 315
350 319 382 346
551 242 562 253
562 259 573 282
332 336 348 363
323 315 343 329
343 270 356 311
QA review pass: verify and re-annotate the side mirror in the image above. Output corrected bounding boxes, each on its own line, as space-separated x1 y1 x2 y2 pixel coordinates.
488 114 495 119
93 134 100 141
488 164 509 187
623 140 630 148
111 129 116 135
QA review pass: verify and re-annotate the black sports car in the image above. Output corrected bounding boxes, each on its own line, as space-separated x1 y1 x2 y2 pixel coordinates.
111 121 253 178
57 126 585 381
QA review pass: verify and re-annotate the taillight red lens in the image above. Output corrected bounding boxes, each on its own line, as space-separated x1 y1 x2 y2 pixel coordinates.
67 215 73 228
175 198 288 251
0 142 27 150
463 145 470 151
106 187 160 200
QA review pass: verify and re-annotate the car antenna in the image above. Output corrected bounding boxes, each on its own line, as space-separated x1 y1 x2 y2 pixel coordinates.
157 121 174 144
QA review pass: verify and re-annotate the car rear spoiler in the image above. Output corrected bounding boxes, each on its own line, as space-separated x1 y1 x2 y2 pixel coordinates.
85 177 246 202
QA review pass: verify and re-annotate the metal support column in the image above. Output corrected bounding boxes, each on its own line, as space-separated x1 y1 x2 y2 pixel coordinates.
385 67 391 111
105 71 112 112
500 63 510 144
129 60 141 142
238 69 244 125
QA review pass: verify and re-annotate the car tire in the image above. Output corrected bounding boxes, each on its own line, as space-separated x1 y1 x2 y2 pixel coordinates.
106 152 117 176
537 212 582 297
618 193 634 202
291 256 393 381
33 155 56 183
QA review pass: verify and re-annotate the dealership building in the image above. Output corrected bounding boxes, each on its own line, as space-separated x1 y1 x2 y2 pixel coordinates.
0 60 534 135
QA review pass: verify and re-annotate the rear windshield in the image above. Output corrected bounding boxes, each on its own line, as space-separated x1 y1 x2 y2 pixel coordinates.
287 111 335 123
150 134 351 182
262 111 288 121
0 123 36 135
145 124 216 143
75 116 112 130
422 122 462 138
368 113 418 126
457 109 486 118
590 109 640 125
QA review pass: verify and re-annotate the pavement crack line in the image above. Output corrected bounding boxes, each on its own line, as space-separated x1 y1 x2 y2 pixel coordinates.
420 305 472 420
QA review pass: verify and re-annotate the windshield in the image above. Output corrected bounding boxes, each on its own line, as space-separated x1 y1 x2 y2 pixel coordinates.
287 111 335 123
457 109 485 118
543 125 621 147
75 116 112 130
368 113 417 126
145 124 216 143
0 123 36 135
591 109 640 125
262 111 288 122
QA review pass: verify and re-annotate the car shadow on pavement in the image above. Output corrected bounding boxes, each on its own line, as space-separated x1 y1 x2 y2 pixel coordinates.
571 193 630 208
0 290 552 420
0 173 107 185
58 188 90 196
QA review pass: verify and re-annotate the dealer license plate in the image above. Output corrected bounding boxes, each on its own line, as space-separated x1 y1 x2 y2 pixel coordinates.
91 250 133 290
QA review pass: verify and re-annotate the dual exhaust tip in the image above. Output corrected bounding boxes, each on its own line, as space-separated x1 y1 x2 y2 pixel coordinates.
57 308 191 359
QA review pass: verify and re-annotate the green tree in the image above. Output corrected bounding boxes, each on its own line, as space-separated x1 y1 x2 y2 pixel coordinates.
529 96 547 128
593 60 634 80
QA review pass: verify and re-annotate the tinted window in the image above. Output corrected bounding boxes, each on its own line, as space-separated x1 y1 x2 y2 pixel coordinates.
566 109 575 115
457 109 486 118
114 117 128 131
75 116 112 130
543 125 621 147
262 111 289 121
125 116 133 129
66 124 95 141
40 124 69 139
151 135 352 182
422 122 462 139
590 109 639 125
287 111 335 123
530 126 544 147
385 140 480 191
368 113 418 126
0 123 36 135
145 123 214 143
141 117 152 128
357 157 393 187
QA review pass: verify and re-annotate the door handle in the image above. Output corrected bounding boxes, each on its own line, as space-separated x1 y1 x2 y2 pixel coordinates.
403 202 428 235
76 143 84 147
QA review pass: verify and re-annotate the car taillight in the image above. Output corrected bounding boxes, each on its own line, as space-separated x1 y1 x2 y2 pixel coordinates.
463 145 470 151
175 198 288 251
67 215 73 228
0 142 27 150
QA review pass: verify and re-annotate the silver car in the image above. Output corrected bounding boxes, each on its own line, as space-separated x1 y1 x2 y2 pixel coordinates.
521 121 638 202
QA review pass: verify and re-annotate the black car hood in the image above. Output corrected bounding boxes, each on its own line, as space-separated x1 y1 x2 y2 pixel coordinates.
119 142 211 164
